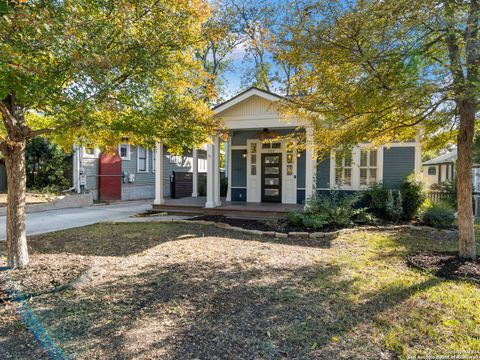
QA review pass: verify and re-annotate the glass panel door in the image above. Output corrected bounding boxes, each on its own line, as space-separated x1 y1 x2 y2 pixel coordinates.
261 153 282 202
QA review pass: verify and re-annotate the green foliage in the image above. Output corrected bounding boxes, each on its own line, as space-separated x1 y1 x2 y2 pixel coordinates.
385 190 403 222
0 0 216 151
362 177 425 221
399 176 426 220
287 192 376 230
421 204 456 229
25 137 71 193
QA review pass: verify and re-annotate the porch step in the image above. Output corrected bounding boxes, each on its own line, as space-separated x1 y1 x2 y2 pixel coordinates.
151 204 289 219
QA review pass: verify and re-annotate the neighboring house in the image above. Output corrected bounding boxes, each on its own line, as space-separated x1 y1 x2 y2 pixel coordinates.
422 150 457 188
152 87 422 207
421 149 480 191
421 149 480 216
72 144 207 201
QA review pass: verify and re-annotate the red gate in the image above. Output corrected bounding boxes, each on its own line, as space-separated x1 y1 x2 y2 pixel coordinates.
98 152 122 201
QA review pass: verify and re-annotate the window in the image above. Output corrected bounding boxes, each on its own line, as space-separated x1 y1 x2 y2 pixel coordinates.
360 149 378 186
119 143 130 160
137 147 148 172
335 151 352 186
262 142 281 149
250 142 257 176
428 166 436 176
82 146 99 158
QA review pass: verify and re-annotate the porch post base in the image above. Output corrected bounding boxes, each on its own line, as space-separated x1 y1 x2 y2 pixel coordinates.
205 201 217 208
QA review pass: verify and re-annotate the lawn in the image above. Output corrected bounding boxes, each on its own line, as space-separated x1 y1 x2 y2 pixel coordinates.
1 222 479 359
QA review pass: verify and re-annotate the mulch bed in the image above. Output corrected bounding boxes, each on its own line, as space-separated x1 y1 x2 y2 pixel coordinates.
407 252 480 283
189 215 308 232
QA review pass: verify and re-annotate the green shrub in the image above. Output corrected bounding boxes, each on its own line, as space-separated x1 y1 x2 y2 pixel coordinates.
287 192 377 230
361 184 389 219
26 137 71 193
421 204 456 229
362 176 425 222
385 189 403 221
400 176 426 220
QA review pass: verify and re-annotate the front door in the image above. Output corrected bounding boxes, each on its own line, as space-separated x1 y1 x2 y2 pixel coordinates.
262 153 282 202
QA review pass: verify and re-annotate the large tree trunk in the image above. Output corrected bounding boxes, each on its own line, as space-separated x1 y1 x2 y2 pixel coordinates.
457 98 476 259
4 141 29 268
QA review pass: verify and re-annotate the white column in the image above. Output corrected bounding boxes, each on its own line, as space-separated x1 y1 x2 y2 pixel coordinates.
305 127 315 200
192 148 198 197
205 139 215 208
213 136 221 207
73 145 81 193
226 137 232 202
154 142 164 205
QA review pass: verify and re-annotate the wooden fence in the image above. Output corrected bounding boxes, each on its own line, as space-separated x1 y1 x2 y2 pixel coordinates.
426 191 448 204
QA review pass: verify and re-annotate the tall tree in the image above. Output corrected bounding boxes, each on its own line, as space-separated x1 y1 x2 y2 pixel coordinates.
0 0 216 268
279 0 479 258
197 0 244 102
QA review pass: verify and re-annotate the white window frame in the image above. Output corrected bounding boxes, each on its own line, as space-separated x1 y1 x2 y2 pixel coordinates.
137 146 149 173
82 146 100 158
359 148 378 188
333 151 353 188
118 143 131 161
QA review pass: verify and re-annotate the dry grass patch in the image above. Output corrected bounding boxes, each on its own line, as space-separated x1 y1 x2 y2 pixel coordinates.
0 223 479 359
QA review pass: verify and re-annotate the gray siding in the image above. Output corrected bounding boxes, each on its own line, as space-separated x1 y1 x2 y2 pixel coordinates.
297 150 306 189
121 146 155 200
231 150 247 188
81 145 198 200
316 156 330 189
383 147 415 187
83 157 99 195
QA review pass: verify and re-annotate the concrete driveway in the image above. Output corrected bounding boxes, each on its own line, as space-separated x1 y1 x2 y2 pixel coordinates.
0 200 152 240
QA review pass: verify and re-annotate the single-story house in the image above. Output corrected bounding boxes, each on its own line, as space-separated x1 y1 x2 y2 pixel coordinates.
72 145 207 201
422 150 457 188
152 87 422 208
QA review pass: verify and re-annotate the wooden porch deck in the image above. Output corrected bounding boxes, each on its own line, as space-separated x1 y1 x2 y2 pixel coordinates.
152 196 303 219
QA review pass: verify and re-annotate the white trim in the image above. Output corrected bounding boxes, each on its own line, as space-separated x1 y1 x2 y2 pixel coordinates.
246 139 261 202
118 143 131 161
222 118 301 130
192 148 198 197
231 186 247 189
154 142 164 205
305 127 315 200
231 145 248 150
137 146 149 173
214 88 282 115
82 146 100 158
226 138 232 201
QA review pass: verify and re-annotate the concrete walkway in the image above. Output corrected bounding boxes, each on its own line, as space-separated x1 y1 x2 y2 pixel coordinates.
0 200 153 240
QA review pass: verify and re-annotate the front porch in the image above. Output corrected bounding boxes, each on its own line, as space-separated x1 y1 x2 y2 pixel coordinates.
152 196 303 219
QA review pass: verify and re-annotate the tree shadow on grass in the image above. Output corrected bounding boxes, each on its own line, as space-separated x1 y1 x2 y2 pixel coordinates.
9 256 443 359
5 222 339 259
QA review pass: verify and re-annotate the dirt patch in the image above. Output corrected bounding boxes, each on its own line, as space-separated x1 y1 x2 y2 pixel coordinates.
1 254 91 300
407 252 480 283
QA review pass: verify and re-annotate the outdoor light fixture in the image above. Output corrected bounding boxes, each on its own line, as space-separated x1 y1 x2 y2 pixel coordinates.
242 150 247 158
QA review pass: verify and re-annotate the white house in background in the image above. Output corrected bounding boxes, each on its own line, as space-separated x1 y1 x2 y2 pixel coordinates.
421 149 480 191
422 149 457 188
153 87 422 207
